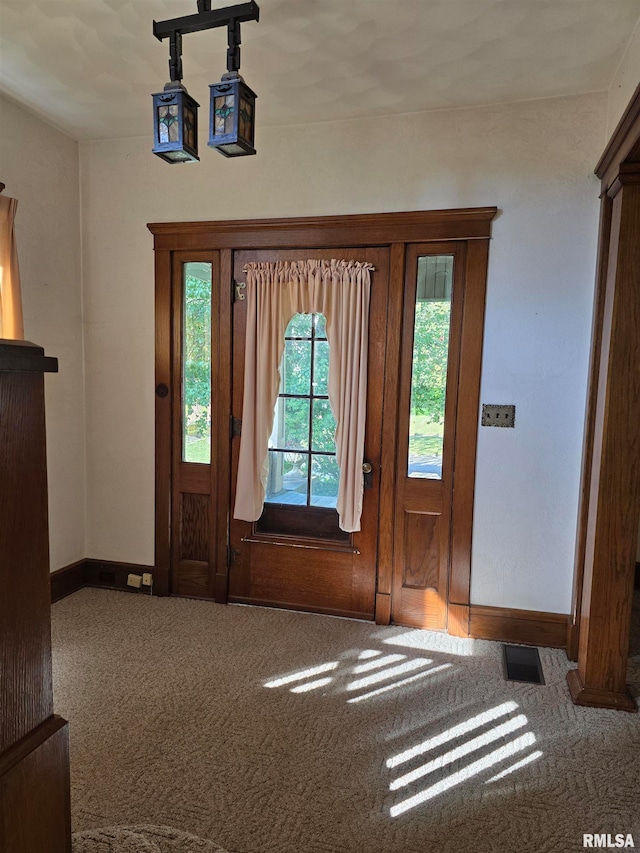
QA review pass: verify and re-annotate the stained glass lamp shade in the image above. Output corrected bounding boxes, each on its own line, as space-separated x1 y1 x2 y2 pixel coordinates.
152 85 200 163
208 72 256 157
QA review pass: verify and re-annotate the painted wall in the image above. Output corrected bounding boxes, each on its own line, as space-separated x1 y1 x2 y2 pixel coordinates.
0 93 85 570
80 92 604 614
607 19 640 137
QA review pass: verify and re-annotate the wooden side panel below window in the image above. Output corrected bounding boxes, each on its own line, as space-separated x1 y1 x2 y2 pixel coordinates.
403 511 440 590
173 467 213 598
181 493 210 562
177 492 211 597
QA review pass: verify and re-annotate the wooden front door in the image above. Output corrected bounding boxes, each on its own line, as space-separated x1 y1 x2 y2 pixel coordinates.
228 248 390 619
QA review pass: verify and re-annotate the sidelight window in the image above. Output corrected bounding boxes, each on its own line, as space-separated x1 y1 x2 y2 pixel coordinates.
182 262 212 464
408 255 453 479
265 313 339 508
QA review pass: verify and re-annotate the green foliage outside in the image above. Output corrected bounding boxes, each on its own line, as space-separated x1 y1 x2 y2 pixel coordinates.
410 417 444 455
186 437 210 464
182 301 451 472
183 273 212 463
271 320 338 499
407 300 450 464
184 273 212 436
410 301 450 424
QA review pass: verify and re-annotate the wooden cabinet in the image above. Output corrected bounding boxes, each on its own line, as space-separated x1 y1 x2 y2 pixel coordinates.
0 339 72 852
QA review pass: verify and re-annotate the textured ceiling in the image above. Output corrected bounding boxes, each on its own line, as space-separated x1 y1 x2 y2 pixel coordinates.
0 0 639 141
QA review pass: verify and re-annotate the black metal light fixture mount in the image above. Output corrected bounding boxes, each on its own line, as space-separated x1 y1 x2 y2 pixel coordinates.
152 1 260 163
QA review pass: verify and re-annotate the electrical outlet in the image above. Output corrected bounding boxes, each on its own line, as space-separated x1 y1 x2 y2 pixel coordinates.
127 573 143 588
142 573 153 587
482 404 516 428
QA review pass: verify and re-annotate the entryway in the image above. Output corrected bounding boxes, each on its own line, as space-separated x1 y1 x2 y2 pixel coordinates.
150 209 496 631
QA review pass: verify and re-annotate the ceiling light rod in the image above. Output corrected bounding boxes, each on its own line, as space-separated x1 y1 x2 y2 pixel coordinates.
153 1 259 44
154 2 258 84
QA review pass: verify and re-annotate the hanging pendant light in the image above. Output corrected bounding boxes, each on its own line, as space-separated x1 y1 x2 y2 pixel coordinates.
152 1 260 163
152 32 200 163
209 72 257 157
152 83 200 163
208 19 257 157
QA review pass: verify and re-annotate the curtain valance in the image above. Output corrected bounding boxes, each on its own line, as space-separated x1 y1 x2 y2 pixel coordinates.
233 259 373 532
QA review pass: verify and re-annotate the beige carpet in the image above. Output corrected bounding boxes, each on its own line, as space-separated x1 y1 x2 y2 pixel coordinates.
72 824 228 853
52 588 640 853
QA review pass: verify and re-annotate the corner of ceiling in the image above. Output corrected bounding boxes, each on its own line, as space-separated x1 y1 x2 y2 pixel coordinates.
605 12 640 140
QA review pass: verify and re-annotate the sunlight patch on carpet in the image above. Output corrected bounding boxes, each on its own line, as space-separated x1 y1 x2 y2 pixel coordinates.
352 652 407 674
390 714 529 790
485 750 543 783
264 661 339 688
381 630 479 657
387 700 519 768
347 663 453 703
347 657 434 691
390 732 538 816
386 701 541 816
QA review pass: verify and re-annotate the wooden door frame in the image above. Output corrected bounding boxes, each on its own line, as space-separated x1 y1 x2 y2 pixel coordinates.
567 83 640 711
149 208 497 622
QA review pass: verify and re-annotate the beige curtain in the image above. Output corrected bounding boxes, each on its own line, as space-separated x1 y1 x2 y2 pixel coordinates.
0 195 24 339
233 259 373 533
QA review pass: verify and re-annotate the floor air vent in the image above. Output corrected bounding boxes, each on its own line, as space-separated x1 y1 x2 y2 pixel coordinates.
502 644 545 685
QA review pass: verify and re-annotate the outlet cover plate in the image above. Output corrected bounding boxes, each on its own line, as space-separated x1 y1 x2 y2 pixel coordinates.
482 404 515 428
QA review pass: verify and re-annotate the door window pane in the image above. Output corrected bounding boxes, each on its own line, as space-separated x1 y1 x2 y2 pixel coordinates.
265 313 338 509
311 455 340 506
314 313 327 337
286 313 313 338
269 398 310 451
183 262 212 464
408 255 453 479
280 339 311 395
313 340 330 395
312 399 336 452
265 451 308 505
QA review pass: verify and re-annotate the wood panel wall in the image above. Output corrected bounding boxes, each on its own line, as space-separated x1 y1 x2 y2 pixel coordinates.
0 339 71 852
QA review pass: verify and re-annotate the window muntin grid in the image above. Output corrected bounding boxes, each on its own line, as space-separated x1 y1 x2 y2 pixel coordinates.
265 313 339 508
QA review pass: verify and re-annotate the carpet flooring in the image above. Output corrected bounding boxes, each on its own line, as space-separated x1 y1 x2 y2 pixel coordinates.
72 824 228 853
52 588 640 853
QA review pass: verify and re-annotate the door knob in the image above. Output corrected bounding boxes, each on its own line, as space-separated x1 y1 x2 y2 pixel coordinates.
362 461 373 490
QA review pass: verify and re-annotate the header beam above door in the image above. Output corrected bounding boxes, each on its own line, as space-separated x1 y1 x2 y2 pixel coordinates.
147 208 498 252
